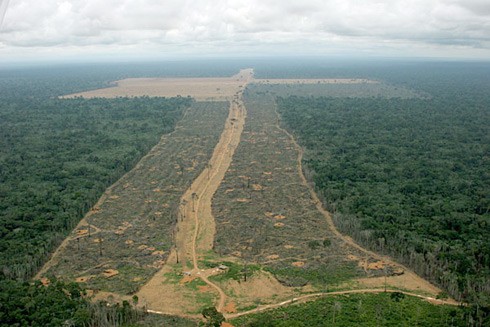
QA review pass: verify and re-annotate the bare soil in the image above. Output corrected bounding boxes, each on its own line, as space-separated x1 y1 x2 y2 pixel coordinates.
62 70 254 101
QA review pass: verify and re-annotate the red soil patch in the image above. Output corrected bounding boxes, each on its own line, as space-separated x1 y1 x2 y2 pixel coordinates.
179 274 197 284
198 285 212 293
223 301 237 313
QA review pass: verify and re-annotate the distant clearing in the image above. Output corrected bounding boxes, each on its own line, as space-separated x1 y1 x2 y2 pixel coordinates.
62 69 253 101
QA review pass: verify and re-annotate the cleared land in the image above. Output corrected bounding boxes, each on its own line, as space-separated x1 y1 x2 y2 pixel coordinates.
62 69 253 101
137 70 253 315
37 70 454 321
36 101 230 295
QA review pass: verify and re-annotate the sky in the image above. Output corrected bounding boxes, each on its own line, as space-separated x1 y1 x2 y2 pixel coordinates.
0 0 489 63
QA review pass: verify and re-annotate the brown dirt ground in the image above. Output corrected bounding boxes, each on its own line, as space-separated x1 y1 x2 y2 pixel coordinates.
222 270 296 308
61 69 254 101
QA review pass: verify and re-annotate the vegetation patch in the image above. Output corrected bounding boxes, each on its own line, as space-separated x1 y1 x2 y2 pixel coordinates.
231 293 473 326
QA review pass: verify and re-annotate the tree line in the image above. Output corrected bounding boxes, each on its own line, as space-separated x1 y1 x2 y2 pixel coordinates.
276 64 490 316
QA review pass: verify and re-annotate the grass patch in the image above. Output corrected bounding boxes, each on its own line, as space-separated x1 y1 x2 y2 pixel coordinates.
208 261 261 282
265 261 361 288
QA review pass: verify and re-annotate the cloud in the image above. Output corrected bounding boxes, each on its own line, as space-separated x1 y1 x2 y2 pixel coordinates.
0 0 489 59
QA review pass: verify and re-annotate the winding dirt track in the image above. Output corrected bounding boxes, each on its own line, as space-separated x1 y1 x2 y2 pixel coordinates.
138 69 253 313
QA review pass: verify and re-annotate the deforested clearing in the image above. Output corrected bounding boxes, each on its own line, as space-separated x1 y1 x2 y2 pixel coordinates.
62 69 253 101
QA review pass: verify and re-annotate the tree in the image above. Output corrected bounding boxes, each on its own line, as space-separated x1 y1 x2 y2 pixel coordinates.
201 306 225 327
192 192 199 212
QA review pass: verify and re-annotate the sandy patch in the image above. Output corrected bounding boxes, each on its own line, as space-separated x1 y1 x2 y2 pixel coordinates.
76 276 92 283
224 270 295 307
266 254 280 260
251 184 264 191
76 229 89 236
357 272 440 296
292 261 305 267
102 269 119 278
274 214 286 220
274 222 285 227
62 77 247 101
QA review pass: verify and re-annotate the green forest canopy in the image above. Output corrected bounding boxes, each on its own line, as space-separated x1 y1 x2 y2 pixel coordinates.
276 64 490 308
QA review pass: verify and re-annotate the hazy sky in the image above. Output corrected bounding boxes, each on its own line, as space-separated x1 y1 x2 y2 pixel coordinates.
1 0 489 62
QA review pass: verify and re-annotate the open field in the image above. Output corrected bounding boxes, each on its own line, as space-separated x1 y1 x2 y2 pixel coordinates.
37 101 229 294
62 69 253 101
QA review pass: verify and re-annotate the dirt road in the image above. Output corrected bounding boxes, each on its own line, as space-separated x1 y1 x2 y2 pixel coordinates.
137 69 253 313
